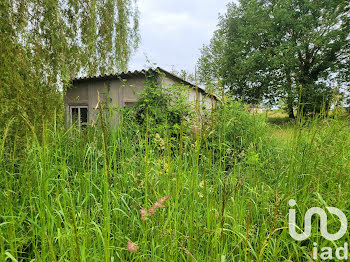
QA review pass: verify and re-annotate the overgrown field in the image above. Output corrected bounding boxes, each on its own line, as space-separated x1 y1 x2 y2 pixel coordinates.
1 103 349 261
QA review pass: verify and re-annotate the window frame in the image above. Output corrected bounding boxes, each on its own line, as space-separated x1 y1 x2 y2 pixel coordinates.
69 105 89 128
123 99 137 107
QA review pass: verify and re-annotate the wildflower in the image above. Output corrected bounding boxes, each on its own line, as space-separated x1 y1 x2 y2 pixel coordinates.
238 150 245 158
198 192 204 198
199 180 205 188
164 162 169 173
154 133 165 150
127 241 139 253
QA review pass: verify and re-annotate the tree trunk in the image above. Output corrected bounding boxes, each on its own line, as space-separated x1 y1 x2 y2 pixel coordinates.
286 72 295 119
287 102 295 119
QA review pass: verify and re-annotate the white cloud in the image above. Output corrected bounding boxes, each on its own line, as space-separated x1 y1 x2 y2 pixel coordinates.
143 11 202 32
129 0 233 73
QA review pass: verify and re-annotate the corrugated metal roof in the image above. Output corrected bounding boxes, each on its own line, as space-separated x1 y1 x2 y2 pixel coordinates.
72 67 219 101
72 68 148 82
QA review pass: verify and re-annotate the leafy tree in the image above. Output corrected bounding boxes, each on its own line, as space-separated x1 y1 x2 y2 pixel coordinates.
170 67 196 84
197 29 226 96
198 0 350 117
0 0 140 148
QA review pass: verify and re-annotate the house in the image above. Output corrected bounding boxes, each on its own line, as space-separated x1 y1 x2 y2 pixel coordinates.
65 67 218 127
247 104 265 114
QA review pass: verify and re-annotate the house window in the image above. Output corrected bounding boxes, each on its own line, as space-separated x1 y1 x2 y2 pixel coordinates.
124 99 137 107
70 106 88 127
124 102 135 107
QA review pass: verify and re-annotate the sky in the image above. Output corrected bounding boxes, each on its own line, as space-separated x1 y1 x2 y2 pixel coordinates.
129 0 232 75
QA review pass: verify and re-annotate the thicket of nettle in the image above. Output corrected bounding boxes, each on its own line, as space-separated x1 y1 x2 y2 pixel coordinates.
1 76 349 261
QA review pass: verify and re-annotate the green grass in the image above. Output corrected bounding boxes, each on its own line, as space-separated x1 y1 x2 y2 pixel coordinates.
0 106 349 261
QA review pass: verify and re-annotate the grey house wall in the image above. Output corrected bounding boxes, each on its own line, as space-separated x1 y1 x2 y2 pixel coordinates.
65 70 217 127
159 74 213 108
66 75 146 127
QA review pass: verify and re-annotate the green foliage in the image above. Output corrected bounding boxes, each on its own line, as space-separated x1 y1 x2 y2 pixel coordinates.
197 27 225 86
121 71 194 138
170 68 196 83
0 0 140 150
1 0 139 78
204 100 268 170
198 0 350 117
1 98 349 261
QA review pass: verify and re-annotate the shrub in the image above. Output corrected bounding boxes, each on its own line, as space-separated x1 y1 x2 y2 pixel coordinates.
120 71 193 138
203 100 268 170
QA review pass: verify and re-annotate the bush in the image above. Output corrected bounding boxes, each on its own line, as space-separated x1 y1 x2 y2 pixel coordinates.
203 100 268 171
121 71 193 138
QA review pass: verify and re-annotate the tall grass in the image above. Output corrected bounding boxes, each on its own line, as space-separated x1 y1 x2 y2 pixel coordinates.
0 102 349 261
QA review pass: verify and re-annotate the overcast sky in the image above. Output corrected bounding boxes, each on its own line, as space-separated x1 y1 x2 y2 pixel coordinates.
129 0 232 75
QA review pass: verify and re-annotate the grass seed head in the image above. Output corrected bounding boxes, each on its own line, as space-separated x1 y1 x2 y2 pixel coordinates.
140 195 171 220
127 241 139 253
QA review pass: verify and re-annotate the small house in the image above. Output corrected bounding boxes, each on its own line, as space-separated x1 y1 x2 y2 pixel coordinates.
247 104 264 114
65 67 218 127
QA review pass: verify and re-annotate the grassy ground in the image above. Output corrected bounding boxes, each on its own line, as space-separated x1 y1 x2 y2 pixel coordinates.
0 106 349 261
267 119 294 146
